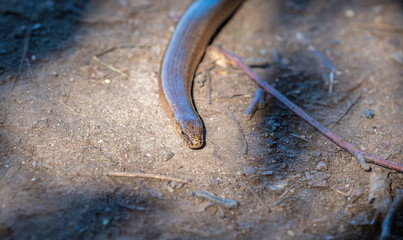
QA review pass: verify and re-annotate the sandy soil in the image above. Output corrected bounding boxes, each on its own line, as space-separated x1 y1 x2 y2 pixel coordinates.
1 0 403 239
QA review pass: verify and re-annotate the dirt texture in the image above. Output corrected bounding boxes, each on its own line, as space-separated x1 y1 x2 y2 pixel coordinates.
1 0 403 239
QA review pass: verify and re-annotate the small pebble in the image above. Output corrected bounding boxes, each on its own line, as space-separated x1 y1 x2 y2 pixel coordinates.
261 170 274 176
275 35 283 42
306 172 331 188
104 79 111 84
268 180 288 194
345 9 355 17
32 23 41 30
166 185 174 193
281 58 290 66
363 109 374 118
287 230 295 237
316 162 328 172
295 32 310 45
243 166 256 175
163 150 175 161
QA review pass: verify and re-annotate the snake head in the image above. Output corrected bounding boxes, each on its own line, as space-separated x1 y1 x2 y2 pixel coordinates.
174 117 204 149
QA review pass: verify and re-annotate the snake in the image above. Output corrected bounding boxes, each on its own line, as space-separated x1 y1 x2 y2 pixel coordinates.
158 0 243 148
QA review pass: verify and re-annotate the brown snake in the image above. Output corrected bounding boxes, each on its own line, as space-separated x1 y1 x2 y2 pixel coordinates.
158 0 243 148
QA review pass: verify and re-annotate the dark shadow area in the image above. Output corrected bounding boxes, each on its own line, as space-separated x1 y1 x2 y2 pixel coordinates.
0 188 156 240
0 0 91 84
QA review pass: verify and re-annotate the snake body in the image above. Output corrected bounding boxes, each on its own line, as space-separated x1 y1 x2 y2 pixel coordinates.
158 0 243 148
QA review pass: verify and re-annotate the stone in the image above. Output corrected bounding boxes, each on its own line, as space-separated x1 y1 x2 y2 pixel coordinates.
244 166 256 175
316 162 328 172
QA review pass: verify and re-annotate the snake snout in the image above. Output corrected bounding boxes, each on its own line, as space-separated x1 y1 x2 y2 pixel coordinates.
176 118 204 149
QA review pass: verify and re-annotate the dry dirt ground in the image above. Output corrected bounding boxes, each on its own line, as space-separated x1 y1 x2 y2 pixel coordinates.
1 0 403 239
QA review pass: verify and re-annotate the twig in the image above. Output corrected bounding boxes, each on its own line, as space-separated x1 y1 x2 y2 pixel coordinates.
243 88 265 120
331 92 361 128
92 55 132 80
92 44 148 81
309 46 337 94
274 196 301 206
351 22 403 33
116 202 146 211
107 171 189 183
213 93 252 100
310 46 337 72
272 48 282 68
95 44 146 58
193 190 238 209
209 46 403 172
242 184 270 212
0 125 19 128
346 76 365 93
244 58 270 68
329 71 335 94
179 227 217 238
290 133 311 143
138 180 163 198
226 108 248 155
54 99 96 127
207 71 212 104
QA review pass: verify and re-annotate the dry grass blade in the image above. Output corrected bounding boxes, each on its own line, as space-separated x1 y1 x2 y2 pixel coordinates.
226 109 248 155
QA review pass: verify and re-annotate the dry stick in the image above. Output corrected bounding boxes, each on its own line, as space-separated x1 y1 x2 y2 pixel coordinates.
210 46 403 172
54 99 97 127
92 55 133 80
242 184 270 212
310 46 337 94
244 88 265 120
331 92 361 128
107 171 189 183
179 227 216 238
207 70 212 104
193 190 238 209
274 196 301 206
351 22 403 33
92 44 148 81
226 109 248 155
272 48 282 68
116 202 146 211
138 180 163 198
310 47 337 72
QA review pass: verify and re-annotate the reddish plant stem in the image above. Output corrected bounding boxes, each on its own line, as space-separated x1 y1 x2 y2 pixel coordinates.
209 46 403 172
